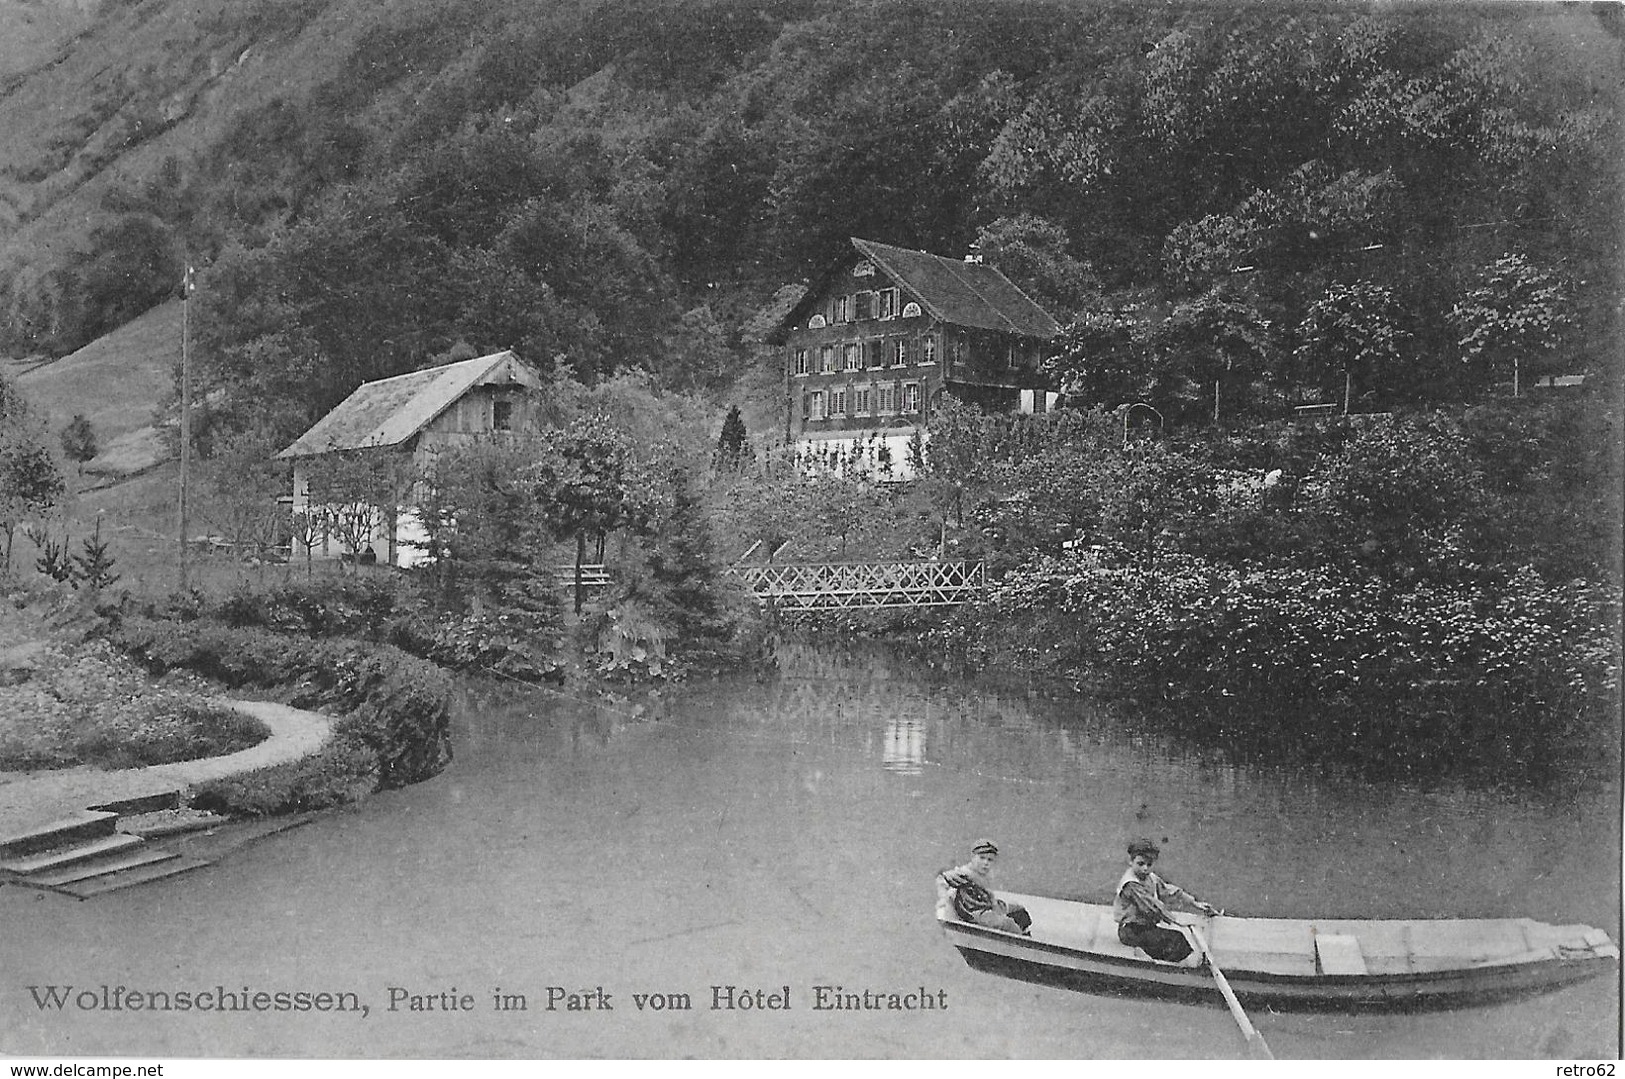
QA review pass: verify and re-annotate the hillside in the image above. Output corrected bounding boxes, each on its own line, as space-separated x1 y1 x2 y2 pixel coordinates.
13 297 179 477
0 0 96 80
0 0 1619 452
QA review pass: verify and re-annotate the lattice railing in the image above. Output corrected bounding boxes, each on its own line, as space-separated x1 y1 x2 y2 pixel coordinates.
727 561 985 611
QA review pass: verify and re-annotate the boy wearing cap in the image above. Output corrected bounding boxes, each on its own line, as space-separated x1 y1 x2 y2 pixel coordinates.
1114 837 1219 964
936 840 1032 935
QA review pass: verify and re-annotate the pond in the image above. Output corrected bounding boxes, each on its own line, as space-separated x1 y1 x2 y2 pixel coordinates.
3 639 1618 1059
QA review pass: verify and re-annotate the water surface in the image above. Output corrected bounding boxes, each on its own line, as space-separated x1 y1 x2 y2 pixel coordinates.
3 640 1617 1059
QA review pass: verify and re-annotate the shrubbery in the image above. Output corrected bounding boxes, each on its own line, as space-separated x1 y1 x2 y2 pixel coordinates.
933 398 1621 775
210 575 561 679
945 549 1620 769
110 617 454 800
0 639 270 770
190 741 380 818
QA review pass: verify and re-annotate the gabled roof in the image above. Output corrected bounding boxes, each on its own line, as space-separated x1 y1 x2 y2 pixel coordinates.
770 238 1061 343
276 350 540 460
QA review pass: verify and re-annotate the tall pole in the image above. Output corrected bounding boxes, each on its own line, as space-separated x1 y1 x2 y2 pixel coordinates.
177 265 193 591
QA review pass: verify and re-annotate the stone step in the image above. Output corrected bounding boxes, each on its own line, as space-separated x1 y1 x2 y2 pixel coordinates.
117 810 232 839
91 790 182 816
0 811 119 860
23 847 179 887
0 832 144 875
56 855 215 899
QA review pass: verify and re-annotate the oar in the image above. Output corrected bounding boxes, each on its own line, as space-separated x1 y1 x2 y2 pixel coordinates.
1188 921 1275 1060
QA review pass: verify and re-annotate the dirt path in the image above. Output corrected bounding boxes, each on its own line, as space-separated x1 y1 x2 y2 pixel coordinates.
0 701 331 837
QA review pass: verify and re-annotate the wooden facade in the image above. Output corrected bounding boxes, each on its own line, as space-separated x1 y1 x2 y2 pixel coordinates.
770 238 1061 472
278 350 545 567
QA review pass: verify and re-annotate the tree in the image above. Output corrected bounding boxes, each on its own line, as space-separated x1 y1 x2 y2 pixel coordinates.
1296 280 1409 412
0 375 66 575
805 472 889 559
197 429 288 577
973 214 1100 322
521 418 658 613
60 415 98 476
1046 305 1157 408
637 466 732 647
413 436 551 607
1157 288 1274 424
72 517 121 592
303 447 414 573
716 405 749 473
1451 253 1573 397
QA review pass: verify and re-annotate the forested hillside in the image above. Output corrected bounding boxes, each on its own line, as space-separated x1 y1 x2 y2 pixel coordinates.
0 0 1620 444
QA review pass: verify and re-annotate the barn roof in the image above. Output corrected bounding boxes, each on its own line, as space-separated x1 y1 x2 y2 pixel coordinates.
276 350 538 460
769 238 1061 343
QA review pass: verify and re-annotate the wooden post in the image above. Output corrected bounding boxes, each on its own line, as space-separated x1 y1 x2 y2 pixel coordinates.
176 265 193 591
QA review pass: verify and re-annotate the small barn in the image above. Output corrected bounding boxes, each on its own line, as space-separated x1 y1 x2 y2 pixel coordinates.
276 349 545 567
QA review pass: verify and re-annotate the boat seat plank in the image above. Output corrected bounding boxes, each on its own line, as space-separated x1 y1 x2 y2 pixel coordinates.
1315 933 1368 975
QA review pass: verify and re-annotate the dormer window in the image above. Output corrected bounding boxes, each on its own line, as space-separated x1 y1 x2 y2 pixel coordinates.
878 288 898 319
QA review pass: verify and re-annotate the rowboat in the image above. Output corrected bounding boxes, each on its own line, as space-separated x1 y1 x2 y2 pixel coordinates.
939 891 1620 1010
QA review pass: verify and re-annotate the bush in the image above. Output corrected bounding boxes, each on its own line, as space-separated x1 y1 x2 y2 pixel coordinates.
111 617 453 789
215 577 424 640
945 549 1620 774
191 742 379 817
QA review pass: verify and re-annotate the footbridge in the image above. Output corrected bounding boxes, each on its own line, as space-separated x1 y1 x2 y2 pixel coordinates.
727 560 985 612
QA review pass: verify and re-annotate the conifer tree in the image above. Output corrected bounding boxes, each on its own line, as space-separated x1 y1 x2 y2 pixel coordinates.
72 517 120 592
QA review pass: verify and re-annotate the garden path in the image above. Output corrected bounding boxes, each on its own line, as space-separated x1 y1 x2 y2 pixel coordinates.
0 701 331 837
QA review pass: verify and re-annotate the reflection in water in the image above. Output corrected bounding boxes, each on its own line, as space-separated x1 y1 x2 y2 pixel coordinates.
881 714 925 775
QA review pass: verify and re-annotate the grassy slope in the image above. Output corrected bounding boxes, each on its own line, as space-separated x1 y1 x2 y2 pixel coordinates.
15 297 179 471
0 0 92 79
0 0 367 262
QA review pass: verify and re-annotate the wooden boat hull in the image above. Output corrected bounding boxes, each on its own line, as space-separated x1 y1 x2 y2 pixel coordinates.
940 892 1619 1011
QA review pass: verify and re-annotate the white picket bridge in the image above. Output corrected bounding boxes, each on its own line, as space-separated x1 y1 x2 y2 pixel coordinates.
727 560 985 612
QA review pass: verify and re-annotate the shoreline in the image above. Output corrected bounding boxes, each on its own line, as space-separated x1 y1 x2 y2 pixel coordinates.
0 699 333 839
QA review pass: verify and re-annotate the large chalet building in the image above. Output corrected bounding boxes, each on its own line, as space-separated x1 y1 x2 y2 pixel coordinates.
768 237 1061 476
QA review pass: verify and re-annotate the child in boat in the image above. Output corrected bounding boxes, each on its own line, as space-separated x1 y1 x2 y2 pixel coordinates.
937 839 1032 935
1114 837 1219 964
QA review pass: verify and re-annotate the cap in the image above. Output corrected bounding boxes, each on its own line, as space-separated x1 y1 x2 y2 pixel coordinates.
971 839 999 855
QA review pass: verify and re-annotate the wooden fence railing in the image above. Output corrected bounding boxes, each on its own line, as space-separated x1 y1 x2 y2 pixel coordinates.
727 560 985 611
